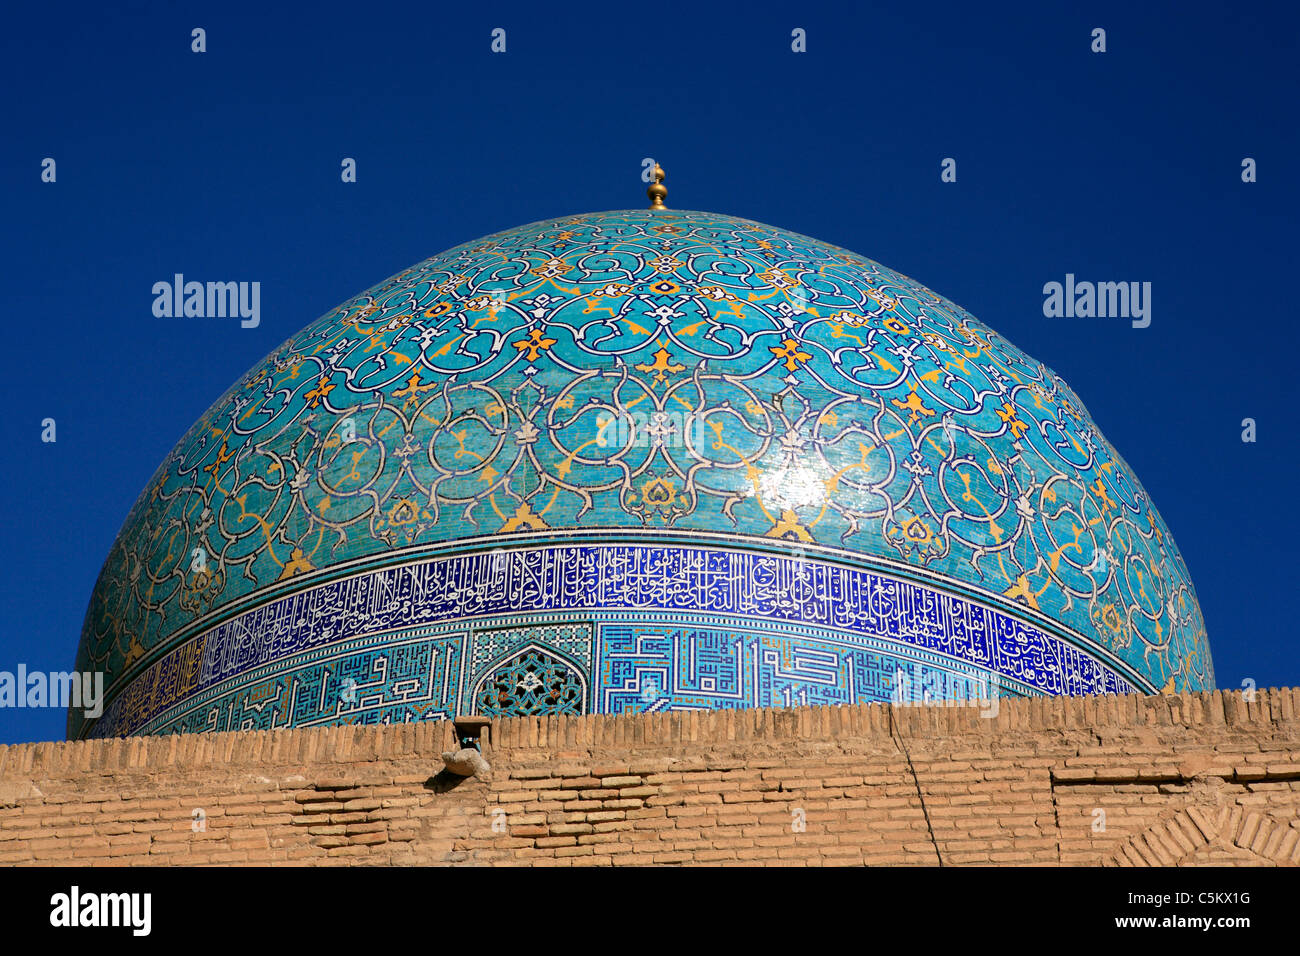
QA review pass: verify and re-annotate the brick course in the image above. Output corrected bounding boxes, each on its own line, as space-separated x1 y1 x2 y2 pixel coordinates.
1 689 1298 866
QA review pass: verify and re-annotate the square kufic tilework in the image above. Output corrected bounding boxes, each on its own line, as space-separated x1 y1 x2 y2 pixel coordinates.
596 621 1015 714
146 626 466 734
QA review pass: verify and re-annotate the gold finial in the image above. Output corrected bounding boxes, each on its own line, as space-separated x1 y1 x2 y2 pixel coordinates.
647 163 667 211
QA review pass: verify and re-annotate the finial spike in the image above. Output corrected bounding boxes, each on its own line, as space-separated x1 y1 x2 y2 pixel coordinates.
647 163 667 211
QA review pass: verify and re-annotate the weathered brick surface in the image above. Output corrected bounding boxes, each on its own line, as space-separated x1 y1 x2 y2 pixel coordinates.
1 690 1298 865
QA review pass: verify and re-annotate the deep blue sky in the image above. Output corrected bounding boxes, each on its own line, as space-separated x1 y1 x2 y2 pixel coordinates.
1 1 1295 744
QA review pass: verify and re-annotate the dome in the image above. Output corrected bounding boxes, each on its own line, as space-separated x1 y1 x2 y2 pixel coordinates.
72 208 1212 739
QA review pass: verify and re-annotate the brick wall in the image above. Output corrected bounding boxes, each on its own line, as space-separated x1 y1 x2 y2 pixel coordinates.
1 689 1298 866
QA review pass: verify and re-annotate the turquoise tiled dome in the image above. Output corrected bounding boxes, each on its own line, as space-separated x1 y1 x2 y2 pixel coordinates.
72 209 1212 739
